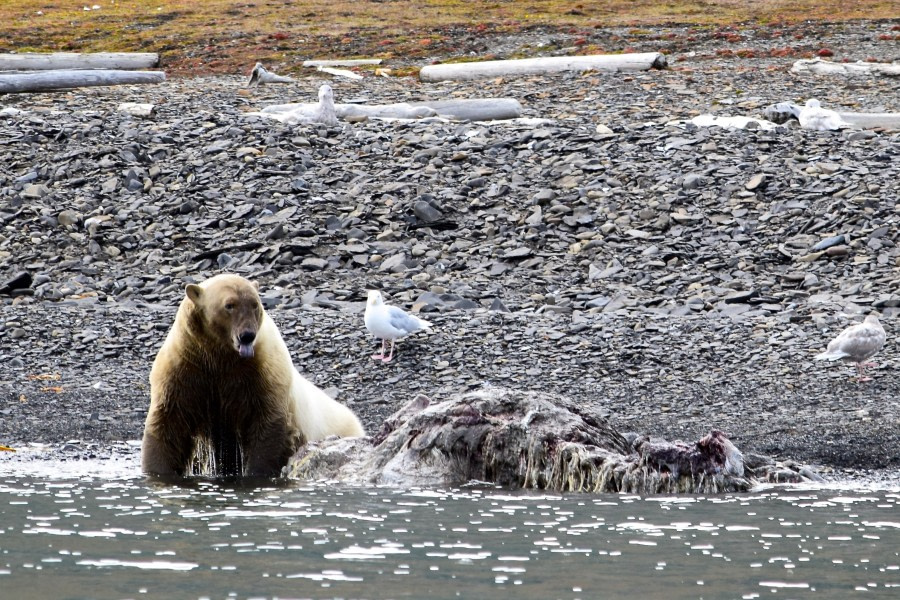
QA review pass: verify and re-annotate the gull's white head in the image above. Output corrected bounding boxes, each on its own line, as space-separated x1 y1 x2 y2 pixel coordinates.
319 84 334 103
367 290 384 307
805 99 821 109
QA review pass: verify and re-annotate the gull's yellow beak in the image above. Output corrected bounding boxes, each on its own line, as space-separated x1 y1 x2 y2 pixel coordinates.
0 445 15 452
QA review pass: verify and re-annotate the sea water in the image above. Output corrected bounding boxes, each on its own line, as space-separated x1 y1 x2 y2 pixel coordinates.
0 455 897 599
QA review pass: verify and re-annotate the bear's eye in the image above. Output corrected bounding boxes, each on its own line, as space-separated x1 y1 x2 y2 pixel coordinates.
225 302 235 311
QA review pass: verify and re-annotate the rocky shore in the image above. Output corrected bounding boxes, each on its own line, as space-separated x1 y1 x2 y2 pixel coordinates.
0 22 897 483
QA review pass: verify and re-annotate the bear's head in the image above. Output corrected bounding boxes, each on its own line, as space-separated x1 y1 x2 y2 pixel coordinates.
185 274 263 359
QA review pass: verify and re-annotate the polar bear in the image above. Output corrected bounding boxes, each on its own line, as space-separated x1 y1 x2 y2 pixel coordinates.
141 274 364 477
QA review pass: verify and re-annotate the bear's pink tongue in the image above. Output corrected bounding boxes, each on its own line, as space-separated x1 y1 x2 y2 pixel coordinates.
239 343 255 358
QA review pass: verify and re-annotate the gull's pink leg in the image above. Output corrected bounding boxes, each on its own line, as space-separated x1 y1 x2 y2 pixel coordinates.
382 339 396 363
371 339 386 360
856 362 872 383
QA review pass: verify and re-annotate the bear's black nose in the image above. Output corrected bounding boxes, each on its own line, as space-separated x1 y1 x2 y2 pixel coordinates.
238 331 256 345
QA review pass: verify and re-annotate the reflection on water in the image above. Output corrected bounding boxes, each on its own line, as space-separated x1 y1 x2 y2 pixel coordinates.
0 457 897 599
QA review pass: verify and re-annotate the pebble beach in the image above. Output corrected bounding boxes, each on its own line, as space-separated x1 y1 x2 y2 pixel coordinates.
0 21 897 481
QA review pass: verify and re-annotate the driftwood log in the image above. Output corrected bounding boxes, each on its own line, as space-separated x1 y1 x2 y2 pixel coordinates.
117 102 156 117
0 52 159 71
303 59 382 68
287 389 823 494
677 114 779 131
407 98 522 121
419 52 667 82
257 99 435 123
764 101 900 130
316 66 363 80
246 63 294 87
0 70 165 94
791 58 900 77
256 95 522 123
837 113 900 130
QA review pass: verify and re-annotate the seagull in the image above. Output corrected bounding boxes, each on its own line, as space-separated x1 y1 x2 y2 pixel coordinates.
364 290 432 362
273 84 339 126
311 84 339 126
798 99 848 131
814 313 886 381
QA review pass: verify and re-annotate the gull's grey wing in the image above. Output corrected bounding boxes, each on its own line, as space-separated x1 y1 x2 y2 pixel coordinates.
386 305 424 335
829 323 885 362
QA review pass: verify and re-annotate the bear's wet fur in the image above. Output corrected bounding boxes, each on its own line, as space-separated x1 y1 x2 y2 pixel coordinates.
142 274 364 478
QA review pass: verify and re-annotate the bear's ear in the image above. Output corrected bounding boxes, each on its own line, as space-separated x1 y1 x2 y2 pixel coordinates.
252 280 259 291
185 284 203 304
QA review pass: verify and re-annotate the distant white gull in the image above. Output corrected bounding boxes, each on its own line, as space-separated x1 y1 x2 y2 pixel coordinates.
253 84 339 126
311 84 339 126
798 99 848 131
814 313 886 381
364 290 432 363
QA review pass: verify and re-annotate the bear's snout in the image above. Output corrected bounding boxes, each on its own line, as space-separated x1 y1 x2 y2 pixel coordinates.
237 330 257 359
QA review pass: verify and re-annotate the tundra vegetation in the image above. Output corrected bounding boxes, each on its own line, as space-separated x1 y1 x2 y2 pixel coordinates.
0 1 895 75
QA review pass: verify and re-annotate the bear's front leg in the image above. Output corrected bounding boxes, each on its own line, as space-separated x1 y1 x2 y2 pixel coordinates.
141 430 194 477
242 420 299 477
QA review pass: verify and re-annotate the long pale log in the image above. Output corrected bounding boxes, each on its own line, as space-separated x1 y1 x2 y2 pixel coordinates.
303 59 382 67
258 98 521 122
0 70 165 93
410 98 522 121
839 113 900 130
764 100 900 130
317 66 363 80
0 52 159 71
257 101 436 121
791 58 900 77
419 52 667 82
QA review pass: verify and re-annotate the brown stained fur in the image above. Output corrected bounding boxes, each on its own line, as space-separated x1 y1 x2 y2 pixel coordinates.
143 274 302 478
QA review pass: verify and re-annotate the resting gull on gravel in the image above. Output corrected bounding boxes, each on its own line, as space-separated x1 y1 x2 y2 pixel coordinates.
814 313 886 381
364 290 432 363
798 99 848 131
253 83 339 126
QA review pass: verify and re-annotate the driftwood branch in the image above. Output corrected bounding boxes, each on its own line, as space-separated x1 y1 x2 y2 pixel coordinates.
117 102 156 117
408 98 522 121
791 58 900 77
246 63 294 87
0 52 159 71
257 98 522 122
256 99 433 122
838 113 900 130
316 66 363 80
764 100 900 130
419 52 667 82
303 59 382 68
684 114 779 131
0 70 165 94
